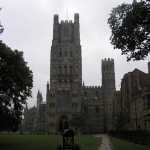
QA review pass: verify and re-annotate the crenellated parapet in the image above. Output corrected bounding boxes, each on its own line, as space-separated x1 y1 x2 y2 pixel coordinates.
82 85 101 89
102 58 114 72
52 13 80 45
102 58 114 62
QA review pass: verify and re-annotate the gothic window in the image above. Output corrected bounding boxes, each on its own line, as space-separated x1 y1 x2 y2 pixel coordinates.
147 94 150 109
62 90 65 94
49 103 55 108
64 51 67 57
70 66 73 74
70 51 73 57
50 123 55 127
64 65 67 74
96 91 99 97
72 103 78 112
70 79 72 83
59 51 62 57
84 91 87 96
95 107 100 113
76 65 79 75
59 66 62 74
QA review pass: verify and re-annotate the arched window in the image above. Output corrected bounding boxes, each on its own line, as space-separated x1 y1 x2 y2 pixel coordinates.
95 107 100 113
59 66 62 74
84 91 87 96
49 103 55 108
96 91 99 96
70 66 73 74
59 51 62 57
70 51 73 57
72 103 78 112
64 51 67 57
64 65 67 74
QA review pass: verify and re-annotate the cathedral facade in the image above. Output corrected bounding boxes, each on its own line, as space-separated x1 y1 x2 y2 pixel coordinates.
23 13 116 134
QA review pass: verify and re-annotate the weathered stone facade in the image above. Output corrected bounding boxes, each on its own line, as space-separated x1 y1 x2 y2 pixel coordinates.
46 14 115 133
23 13 116 134
113 65 150 131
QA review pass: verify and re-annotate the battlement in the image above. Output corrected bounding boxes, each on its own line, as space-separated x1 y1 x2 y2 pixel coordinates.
82 85 101 89
101 58 116 91
54 13 79 24
102 58 115 72
52 13 80 44
102 58 114 63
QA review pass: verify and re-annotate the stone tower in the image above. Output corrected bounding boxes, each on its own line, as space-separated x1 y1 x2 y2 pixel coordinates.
37 90 43 110
102 58 115 131
48 13 82 133
148 62 150 74
50 13 82 94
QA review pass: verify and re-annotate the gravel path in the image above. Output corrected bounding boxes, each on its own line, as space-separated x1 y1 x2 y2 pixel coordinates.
95 134 112 150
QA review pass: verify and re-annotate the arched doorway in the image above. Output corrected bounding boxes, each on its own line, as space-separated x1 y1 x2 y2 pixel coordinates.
58 115 69 133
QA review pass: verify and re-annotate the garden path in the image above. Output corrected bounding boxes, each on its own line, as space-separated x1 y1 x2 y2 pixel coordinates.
95 134 112 150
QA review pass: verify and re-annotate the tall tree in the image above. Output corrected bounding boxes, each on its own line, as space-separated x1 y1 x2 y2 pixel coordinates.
108 0 150 61
0 41 33 131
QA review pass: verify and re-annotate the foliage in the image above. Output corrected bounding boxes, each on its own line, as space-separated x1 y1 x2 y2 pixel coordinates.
108 0 150 61
0 41 33 131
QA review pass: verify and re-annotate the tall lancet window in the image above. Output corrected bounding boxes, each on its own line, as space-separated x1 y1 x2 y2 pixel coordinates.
70 66 73 75
64 65 67 74
59 66 62 74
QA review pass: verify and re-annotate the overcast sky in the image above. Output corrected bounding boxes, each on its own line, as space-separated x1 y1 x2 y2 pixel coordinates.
1 0 149 107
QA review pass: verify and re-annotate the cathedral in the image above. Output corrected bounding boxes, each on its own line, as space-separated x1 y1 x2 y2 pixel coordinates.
23 13 116 134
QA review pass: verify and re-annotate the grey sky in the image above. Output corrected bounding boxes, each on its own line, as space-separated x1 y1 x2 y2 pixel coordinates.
1 0 149 107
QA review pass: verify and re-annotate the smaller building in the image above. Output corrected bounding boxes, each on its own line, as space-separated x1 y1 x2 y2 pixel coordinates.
113 62 150 131
22 106 37 133
81 85 104 133
23 91 48 133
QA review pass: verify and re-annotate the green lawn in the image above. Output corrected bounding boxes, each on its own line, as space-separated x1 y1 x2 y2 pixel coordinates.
111 137 150 150
0 134 101 150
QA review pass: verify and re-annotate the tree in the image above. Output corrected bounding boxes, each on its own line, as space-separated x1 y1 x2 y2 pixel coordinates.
108 0 150 61
0 41 33 131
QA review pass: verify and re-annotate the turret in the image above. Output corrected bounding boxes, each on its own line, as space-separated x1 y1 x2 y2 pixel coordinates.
52 13 80 45
53 14 59 43
54 14 59 24
102 58 115 94
148 62 150 74
74 13 80 45
37 90 43 109
46 82 50 103
74 13 79 23
102 58 115 132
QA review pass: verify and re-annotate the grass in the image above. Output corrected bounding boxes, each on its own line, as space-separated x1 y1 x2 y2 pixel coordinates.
78 135 101 150
111 137 150 150
0 134 101 150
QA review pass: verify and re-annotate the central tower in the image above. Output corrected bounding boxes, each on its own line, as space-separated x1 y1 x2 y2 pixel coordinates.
48 14 82 133
50 13 82 93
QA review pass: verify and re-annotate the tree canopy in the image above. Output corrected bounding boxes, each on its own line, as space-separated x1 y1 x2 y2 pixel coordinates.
108 0 150 61
0 41 33 131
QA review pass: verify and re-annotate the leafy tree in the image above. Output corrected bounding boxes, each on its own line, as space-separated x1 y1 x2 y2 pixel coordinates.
108 0 150 61
0 41 33 131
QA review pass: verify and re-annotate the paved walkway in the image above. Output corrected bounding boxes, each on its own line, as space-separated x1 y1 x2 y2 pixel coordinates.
95 134 112 150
